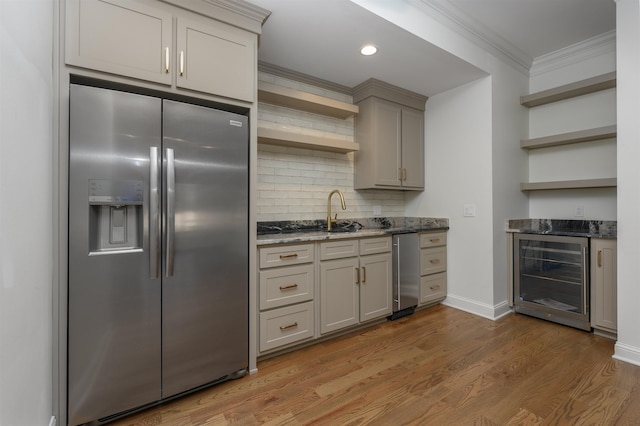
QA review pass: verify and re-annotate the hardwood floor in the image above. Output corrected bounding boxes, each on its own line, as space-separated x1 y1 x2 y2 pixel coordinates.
111 305 640 425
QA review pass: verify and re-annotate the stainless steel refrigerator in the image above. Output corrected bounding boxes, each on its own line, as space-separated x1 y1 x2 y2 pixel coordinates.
67 83 249 425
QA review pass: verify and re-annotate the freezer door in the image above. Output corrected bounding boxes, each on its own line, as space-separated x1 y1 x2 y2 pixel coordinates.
161 100 249 397
68 85 162 425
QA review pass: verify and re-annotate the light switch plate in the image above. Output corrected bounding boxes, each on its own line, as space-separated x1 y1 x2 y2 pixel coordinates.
463 204 476 217
373 205 382 216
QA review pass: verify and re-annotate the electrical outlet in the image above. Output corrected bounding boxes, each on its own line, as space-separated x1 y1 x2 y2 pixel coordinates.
373 205 382 216
575 206 585 217
463 204 476 217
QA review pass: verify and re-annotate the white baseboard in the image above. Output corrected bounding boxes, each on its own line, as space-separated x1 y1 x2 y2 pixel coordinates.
613 342 640 367
442 295 513 321
49 416 56 426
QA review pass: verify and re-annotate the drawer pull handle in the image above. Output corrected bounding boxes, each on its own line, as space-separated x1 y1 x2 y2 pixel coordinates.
280 253 298 260
598 250 602 267
280 322 298 331
279 284 298 291
355 267 360 284
362 266 366 283
430 285 440 291
430 259 440 264
164 47 170 73
430 238 440 243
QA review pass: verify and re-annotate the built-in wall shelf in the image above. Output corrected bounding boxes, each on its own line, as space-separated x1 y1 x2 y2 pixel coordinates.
520 178 617 192
520 72 616 108
257 126 359 153
521 125 617 150
258 81 359 119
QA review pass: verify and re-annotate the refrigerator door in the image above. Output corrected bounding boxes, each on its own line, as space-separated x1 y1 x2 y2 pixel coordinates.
68 85 162 425
161 100 249 397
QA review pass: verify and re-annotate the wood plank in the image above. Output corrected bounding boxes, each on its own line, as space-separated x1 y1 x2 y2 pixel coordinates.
108 306 640 426
257 126 359 153
258 81 359 119
520 72 616 107
520 178 617 191
521 125 617 150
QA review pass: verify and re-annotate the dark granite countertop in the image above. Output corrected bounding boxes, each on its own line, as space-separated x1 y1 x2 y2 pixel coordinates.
257 217 449 246
506 219 616 238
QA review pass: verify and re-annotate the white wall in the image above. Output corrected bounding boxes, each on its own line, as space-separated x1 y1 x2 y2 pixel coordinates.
406 77 498 317
489 57 529 307
0 1 53 425
527 47 617 221
614 0 640 366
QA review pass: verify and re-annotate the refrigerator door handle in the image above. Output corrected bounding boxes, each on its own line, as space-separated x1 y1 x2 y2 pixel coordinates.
150 147 160 279
166 148 176 277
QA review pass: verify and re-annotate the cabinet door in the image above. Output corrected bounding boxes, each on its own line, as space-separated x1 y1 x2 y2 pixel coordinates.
320 257 359 334
176 17 255 102
401 107 424 189
360 253 392 322
373 99 402 187
590 239 617 332
65 0 172 85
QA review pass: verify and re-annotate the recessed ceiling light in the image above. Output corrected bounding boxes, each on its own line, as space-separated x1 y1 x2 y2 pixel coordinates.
360 45 377 56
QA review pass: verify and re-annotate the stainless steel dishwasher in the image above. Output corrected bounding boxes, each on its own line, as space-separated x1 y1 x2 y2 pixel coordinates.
389 232 420 320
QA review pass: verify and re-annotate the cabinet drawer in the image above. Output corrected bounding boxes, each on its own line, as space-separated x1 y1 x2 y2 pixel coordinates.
320 239 358 260
420 272 447 305
420 247 447 275
420 232 447 248
259 264 314 310
359 236 392 256
259 244 314 269
259 301 314 352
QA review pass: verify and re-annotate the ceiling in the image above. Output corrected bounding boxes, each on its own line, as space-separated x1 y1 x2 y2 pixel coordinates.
249 0 616 97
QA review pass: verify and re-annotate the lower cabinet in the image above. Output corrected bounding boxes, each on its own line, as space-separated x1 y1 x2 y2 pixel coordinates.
258 243 316 353
419 232 447 305
590 238 617 335
319 237 392 334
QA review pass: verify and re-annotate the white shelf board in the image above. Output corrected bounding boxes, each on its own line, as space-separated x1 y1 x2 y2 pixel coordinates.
521 125 617 150
520 178 617 192
257 127 359 153
258 81 358 119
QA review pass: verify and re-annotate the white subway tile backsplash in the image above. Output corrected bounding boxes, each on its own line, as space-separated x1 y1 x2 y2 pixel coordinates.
256 73 406 222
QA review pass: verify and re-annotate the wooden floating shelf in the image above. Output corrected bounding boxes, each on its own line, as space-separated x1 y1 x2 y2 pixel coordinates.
521 125 617 150
520 72 616 108
257 127 359 153
520 178 617 192
258 81 359 119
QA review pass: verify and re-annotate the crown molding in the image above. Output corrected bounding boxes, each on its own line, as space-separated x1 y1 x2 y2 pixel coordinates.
160 0 271 34
258 62 354 95
416 0 532 75
530 30 616 77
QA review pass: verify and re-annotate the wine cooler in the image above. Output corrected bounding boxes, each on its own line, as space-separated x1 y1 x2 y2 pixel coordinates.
513 233 590 330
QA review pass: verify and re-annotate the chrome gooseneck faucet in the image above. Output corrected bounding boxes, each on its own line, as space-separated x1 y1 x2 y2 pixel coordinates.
327 189 347 231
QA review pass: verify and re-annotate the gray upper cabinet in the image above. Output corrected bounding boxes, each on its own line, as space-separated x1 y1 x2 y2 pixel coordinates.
65 0 173 85
175 17 255 102
353 79 427 190
65 0 257 102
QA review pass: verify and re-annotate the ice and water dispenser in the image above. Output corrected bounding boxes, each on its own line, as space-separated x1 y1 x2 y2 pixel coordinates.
88 179 143 254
